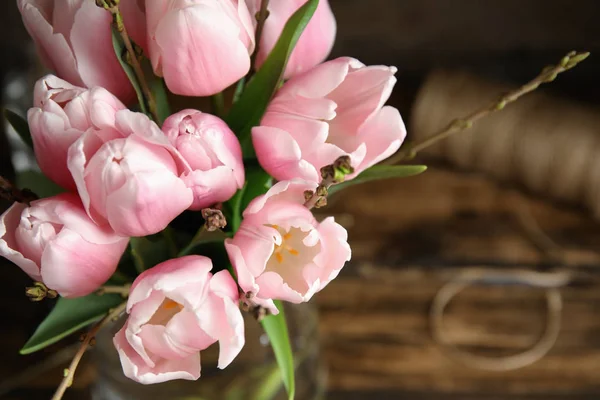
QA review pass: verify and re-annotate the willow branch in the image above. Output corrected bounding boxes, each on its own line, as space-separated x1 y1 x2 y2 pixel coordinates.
51 302 127 400
248 0 270 77
385 51 590 165
0 176 38 205
96 285 131 297
100 1 159 123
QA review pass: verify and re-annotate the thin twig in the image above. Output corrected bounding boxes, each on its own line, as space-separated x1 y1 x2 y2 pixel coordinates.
304 176 335 210
100 1 159 123
97 285 131 297
51 302 127 400
385 51 590 165
248 0 270 79
0 175 38 205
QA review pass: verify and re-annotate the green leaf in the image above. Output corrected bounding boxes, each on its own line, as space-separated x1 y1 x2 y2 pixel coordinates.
226 0 319 158
129 236 171 274
20 293 123 354
16 170 64 198
111 26 147 115
150 78 171 125
4 109 33 148
329 165 428 195
261 301 295 400
224 166 272 232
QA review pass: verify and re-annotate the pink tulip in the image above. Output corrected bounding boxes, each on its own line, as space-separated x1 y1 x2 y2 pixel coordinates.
0 194 128 298
17 0 146 103
146 0 255 96
113 256 244 384
252 57 406 183
162 110 245 210
247 0 336 78
68 109 194 237
28 75 125 191
225 180 351 312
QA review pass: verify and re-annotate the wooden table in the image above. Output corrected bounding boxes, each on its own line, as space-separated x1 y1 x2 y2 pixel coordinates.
2 166 600 399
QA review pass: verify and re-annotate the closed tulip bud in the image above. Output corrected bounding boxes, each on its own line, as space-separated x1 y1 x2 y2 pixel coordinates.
18 0 146 103
28 75 126 191
146 0 255 96
0 194 128 298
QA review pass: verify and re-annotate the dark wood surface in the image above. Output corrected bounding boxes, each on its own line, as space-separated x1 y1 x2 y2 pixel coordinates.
2 167 600 399
2 1 600 399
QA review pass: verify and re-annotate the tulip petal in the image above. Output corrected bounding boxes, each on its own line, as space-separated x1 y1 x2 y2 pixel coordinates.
70 0 134 101
154 4 250 96
279 57 363 99
355 106 406 171
18 0 83 87
0 203 41 281
40 230 128 297
104 169 193 237
253 126 319 182
114 326 201 384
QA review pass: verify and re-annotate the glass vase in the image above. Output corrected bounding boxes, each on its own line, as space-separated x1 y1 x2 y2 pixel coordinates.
90 302 325 400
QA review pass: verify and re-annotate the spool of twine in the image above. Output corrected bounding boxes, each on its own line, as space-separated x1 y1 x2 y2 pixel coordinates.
411 70 600 217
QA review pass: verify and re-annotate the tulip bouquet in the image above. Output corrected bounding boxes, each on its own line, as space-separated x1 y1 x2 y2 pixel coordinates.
0 0 588 398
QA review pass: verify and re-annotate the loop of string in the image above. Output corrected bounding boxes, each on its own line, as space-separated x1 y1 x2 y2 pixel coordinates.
409 71 600 370
430 269 565 371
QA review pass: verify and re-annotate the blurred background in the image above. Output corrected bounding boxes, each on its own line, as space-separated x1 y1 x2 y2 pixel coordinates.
2 0 600 399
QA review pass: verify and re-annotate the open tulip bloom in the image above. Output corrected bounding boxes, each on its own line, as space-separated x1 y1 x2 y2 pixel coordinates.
3 0 439 397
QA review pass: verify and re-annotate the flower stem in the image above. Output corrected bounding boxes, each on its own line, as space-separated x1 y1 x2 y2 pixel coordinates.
97 285 131 297
211 92 226 117
102 2 160 123
248 0 270 79
0 175 38 205
51 302 127 400
385 51 591 165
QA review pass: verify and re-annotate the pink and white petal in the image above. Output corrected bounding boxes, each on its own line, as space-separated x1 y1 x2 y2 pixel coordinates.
0 203 41 280
121 0 148 53
181 166 240 210
138 324 190 359
51 0 83 44
18 2 83 87
166 310 216 352
33 74 84 108
313 217 351 289
104 170 193 237
129 256 213 309
261 111 330 151
255 271 305 303
279 57 363 99
210 270 240 301
28 109 82 191
89 87 127 129
281 0 337 78
40 230 128 297
224 240 259 295
145 0 170 73
67 131 110 222
35 193 122 245
355 106 406 172
243 179 316 216
226 227 275 278
114 327 201 384
327 65 397 130
267 94 337 122
155 5 250 96
70 0 134 102
252 126 319 182
217 297 245 369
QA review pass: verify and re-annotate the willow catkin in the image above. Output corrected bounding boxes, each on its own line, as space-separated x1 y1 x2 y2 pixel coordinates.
411 70 600 217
